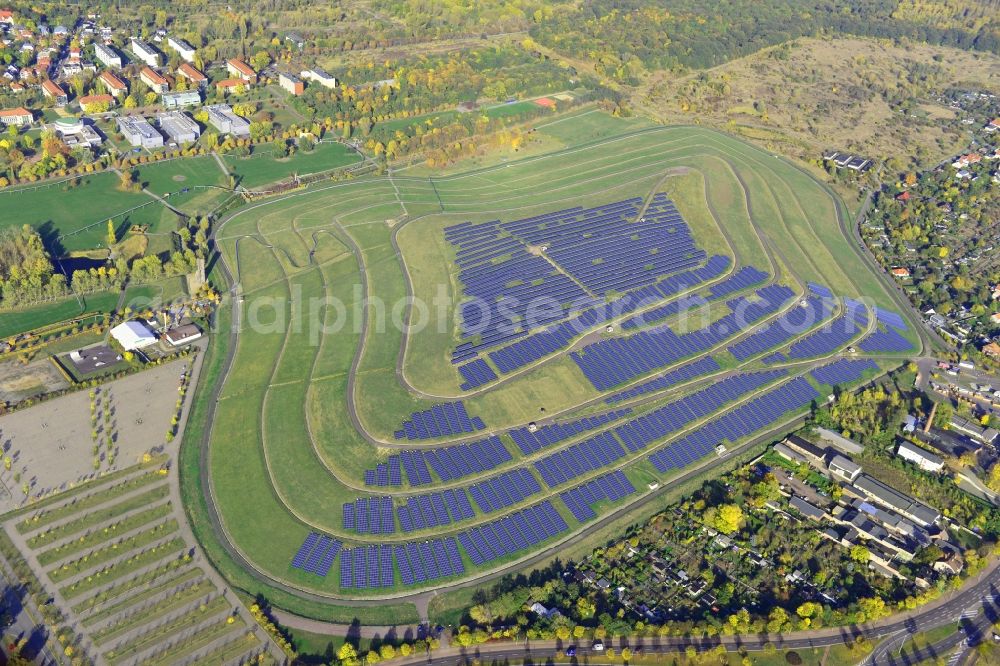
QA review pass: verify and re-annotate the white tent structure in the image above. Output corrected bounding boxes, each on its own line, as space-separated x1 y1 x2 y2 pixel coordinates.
110 321 157 350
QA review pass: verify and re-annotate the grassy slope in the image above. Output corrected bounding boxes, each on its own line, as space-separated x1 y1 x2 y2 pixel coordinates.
194 114 905 606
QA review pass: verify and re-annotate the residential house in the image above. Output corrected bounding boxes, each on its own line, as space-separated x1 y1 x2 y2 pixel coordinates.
301 67 337 89
985 118 1000 133
285 32 305 50
98 70 127 97
41 79 67 105
78 93 114 112
829 455 862 483
117 115 163 148
983 341 1000 360
890 267 910 278
952 153 982 169
166 36 196 62
895 440 944 473
226 58 256 83
129 38 160 67
139 66 168 94
176 62 207 88
215 78 246 93
0 106 31 126
94 42 121 68
278 71 303 96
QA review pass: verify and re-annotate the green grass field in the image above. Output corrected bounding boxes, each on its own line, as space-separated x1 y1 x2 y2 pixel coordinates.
224 142 362 190
0 291 119 339
183 112 913 611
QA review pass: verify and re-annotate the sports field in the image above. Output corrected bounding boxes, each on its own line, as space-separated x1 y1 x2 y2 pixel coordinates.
185 112 920 617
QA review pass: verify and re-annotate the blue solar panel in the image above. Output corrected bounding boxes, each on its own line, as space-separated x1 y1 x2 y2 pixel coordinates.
395 401 485 440
559 470 636 522
445 196 726 367
810 358 878 386
571 281 792 390
457 501 568 566
649 377 820 473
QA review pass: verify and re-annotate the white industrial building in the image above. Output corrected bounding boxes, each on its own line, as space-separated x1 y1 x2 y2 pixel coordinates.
117 115 163 148
158 111 200 144
205 104 251 138
110 321 158 350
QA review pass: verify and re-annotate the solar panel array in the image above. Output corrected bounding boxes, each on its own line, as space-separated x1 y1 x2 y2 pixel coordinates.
810 358 879 386
535 432 626 487
400 450 433 486
559 470 636 522
727 296 834 361
487 256 731 375
394 401 484 440
762 351 787 365
445 196 730 366
397 488 476 532
572 283 794 390
395 537 465 585
875 307 908 330
343 497 395 534
421 435 512 482
614 369 788 454
508 408 632 455
649 377 820 472
807 282 833 299
621 294 706 330
858 325 914 353
605 356 720 404
363 456 402 487
340 545 394 589
458 359 498 390
787 299 869 359
707 266 770 299
457 500 568 566
469 468 541 513
290 533 342 577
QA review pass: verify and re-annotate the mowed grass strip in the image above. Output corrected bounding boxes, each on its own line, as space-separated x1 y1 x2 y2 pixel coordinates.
48 520 179 583
18 469 166 534
92 577 217 645
72 555 197 615
60 537 187 599
36 503 173 566
27 484 170 549
139 617 244 666
187 635 261 666
81 566 204 626
104 595 230 665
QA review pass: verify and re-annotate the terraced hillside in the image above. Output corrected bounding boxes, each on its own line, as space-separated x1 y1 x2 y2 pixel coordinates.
187 115 924 619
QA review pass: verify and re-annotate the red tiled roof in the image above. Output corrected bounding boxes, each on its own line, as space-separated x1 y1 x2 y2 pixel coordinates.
177 62 206 82
41 79 64 96
140 66 167 85
215 78 246 89
99 70 127 90
227 58 255 77
79 94 113 106
0 106 30 118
